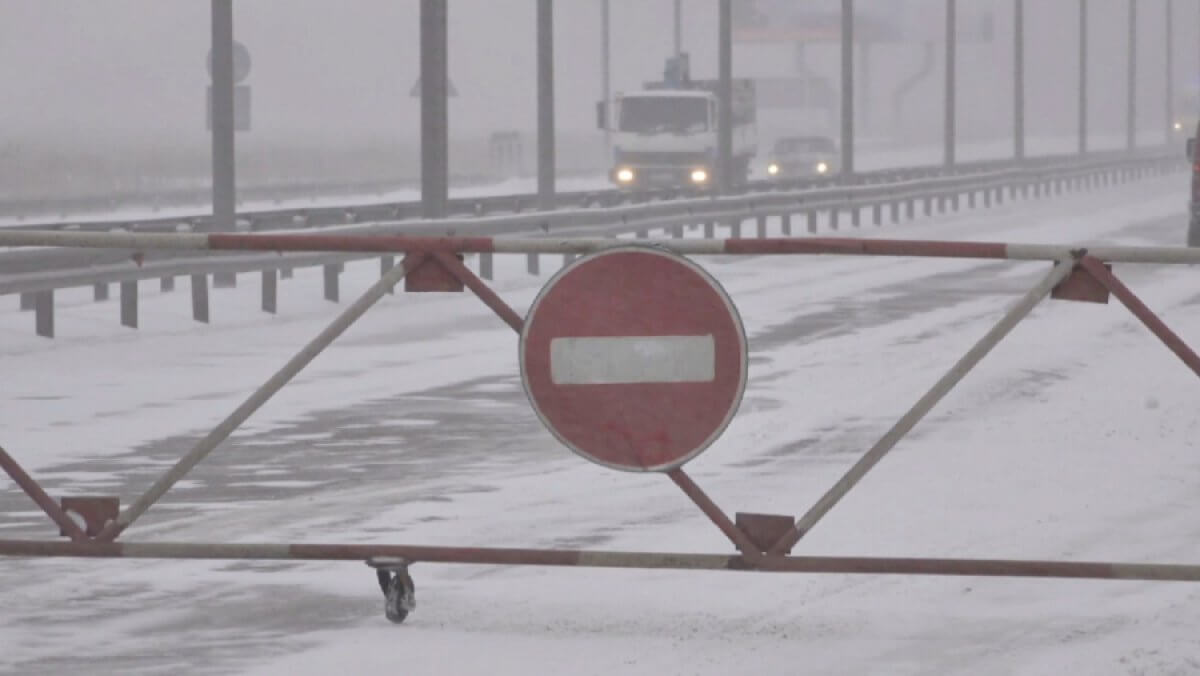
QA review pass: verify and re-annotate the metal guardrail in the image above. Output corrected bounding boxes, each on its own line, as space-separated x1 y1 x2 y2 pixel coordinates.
2 148 1161 235
0 146 1183 337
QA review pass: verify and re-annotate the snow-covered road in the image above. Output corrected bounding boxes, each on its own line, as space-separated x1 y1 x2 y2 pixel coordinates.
1 174 1198 675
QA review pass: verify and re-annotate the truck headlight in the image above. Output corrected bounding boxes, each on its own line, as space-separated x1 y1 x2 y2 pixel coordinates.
816 162 830 174
616 167 635 183
1175 121 1184 131
691 168 709 184
767 163 780 176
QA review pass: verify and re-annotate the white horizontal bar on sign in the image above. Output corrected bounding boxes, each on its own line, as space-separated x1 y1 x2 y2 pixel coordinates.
550 335 716 385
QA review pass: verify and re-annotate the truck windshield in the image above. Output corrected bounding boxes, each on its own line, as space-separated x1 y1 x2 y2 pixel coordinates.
619 97 709 134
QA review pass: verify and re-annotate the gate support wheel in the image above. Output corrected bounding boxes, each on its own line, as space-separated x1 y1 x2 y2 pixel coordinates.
367 557 416 624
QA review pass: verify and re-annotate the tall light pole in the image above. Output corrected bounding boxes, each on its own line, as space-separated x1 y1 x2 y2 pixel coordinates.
537 0 555 209
1014 0 1025 160
210 0 235 232
841 0 854 176
1079 0 1088 154
1126 0 1137 151
601 0 611 157
419 0 449 219
944 0 956 167
674 0 683 56
718 0 734 191
1165 0 1174 145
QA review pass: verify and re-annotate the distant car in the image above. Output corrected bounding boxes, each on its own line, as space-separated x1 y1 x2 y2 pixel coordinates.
765 136 839 180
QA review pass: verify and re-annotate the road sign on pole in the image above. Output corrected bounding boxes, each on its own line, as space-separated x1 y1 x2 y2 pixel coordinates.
520 247 748 472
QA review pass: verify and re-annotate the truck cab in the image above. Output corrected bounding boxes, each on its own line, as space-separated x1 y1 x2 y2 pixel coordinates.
598 54 757 190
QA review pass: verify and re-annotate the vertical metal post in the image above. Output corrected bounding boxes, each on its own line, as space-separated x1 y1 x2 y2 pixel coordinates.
420 0 449 219
944 0 956 167
601 0 611 158
537 0 556 210
674 0 683 56
210 0 236 232
323 264 340 303
1166 0 1174 145
1079 0 1088 154
840 0 854 176
93 283 109 302
1014 0 1025 160
261 269 277 314
718 0 734 191
191 274 210 323
34 290 53 339
1127 0 1137 151
120 281 138 329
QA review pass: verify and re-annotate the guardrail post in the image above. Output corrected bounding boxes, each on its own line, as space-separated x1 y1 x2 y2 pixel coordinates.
807 211 818 233
851 205 861 227
967 191 976 209
93 283 109 302
671 224 685 238
829 210 839 230
323 264 340 303
34 290 53 339
781 212 792 235
730 218 742 238
191 274 210 323
213 272 236 288
381 256 395 294
562 253 575 268
479 252 494 280
120 281 138 329
923 196 933 216
756 215 767 237
19 292 34 311
160 276 175 292
872 203 882 225
906 198 916 220
890 200 900 224
704 222 715 238
262 269 277 314
527 253 540 275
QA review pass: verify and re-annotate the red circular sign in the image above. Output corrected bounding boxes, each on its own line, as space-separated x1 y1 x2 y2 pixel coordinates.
520 246 747 472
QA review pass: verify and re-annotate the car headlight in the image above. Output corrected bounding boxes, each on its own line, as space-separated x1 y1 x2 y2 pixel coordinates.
616 167 635 183
1175 121 1184 131
816 162 829 174
690 168 709 184
767 163 780 176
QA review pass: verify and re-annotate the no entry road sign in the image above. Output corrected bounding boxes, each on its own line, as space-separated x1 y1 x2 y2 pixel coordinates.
520 246 747 472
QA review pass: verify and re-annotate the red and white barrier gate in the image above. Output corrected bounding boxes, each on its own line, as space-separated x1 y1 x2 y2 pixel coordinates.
1 230 1199 623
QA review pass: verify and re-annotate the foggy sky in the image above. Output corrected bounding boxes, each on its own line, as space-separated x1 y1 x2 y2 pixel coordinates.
0 0 1195 152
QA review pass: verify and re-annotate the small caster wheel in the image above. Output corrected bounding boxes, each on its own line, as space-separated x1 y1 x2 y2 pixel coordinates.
367 557 416 624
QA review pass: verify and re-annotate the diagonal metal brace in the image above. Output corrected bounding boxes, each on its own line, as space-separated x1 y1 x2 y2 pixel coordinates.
95 254 426 542
768 258 1076 555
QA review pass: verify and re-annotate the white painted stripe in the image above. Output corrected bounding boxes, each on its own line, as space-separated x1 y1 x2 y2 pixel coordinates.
550 335 716 385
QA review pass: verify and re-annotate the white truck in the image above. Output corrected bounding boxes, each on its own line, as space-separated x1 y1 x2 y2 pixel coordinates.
597 55 757 189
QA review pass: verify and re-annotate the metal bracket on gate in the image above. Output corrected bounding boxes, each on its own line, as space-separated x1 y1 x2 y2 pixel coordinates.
735 513 797 555
1051 257 1112 304
59 497 119 538
403 252 465 292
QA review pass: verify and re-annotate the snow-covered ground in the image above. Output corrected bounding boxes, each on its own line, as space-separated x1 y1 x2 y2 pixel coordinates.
1 173 1198 675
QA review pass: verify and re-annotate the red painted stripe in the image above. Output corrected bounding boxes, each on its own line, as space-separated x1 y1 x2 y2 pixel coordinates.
208 233 496 253
724 238 1009 259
